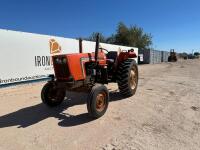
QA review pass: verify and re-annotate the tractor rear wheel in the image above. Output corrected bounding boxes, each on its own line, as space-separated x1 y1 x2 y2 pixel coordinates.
117 59 138 97
87 84 109 119
41 82 65 107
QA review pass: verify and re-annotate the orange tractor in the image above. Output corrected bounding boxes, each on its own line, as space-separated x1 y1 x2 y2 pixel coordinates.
41 34 138 118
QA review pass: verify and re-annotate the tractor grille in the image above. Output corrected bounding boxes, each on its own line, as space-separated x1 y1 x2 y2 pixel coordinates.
53 56 70 79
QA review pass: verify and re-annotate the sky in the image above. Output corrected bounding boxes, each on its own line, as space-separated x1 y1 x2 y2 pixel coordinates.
0 0 200 53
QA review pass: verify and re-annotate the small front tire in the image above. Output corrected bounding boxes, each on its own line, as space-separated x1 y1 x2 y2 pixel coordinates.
87 84 109 119
41 82 65 107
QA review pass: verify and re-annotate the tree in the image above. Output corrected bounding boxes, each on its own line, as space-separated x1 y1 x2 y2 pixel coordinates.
194 52 200 56
114 22 129 46
111 22 152 49
179 52 188 59
85 22 153 49
85 32 107 43
106 34 116 44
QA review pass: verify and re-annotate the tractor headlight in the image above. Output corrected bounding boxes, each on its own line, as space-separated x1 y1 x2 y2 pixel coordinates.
62 58 67 64
55 58 62 64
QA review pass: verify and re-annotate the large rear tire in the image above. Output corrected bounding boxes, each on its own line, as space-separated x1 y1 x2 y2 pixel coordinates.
87 84 109 119
117 59 138 97
41 82 65 107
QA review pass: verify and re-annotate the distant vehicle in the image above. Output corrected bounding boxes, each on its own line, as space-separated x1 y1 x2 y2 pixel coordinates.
188 54 195 59
194 52 200 59
183 56 188 60
168 49 177 62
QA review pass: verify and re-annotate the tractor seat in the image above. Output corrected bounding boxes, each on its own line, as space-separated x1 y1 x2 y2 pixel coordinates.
106 51 118 63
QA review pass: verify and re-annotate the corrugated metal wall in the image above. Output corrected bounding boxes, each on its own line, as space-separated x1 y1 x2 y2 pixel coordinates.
139 49 170 64
150 50 162 64
161 51 170 62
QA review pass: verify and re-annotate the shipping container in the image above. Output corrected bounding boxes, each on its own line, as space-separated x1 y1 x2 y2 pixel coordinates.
139 49 169 64
161 51 170 62
138 49 150 64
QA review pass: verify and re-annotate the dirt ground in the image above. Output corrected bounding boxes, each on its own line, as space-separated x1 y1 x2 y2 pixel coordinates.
0 59 200 150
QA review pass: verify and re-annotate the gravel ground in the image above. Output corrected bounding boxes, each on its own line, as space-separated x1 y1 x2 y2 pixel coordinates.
0 59 200 150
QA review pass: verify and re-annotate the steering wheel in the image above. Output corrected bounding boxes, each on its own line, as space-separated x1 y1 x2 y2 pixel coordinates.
99 47 109 53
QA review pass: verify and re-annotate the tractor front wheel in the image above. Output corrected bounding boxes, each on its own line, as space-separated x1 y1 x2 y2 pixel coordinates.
41 82 65 107
117 59 138 97
87 84 109 118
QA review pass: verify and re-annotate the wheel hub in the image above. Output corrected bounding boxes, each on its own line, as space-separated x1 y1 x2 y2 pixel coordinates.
96 92 106 112
130 67 137 90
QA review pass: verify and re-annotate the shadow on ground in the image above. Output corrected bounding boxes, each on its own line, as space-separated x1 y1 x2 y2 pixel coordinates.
0 90 124 128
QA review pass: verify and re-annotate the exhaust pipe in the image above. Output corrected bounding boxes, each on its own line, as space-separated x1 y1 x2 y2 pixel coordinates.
79 38 83 53
95 33 100 63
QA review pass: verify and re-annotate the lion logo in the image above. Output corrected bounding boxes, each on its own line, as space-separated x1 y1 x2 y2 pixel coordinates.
49 39 62 54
